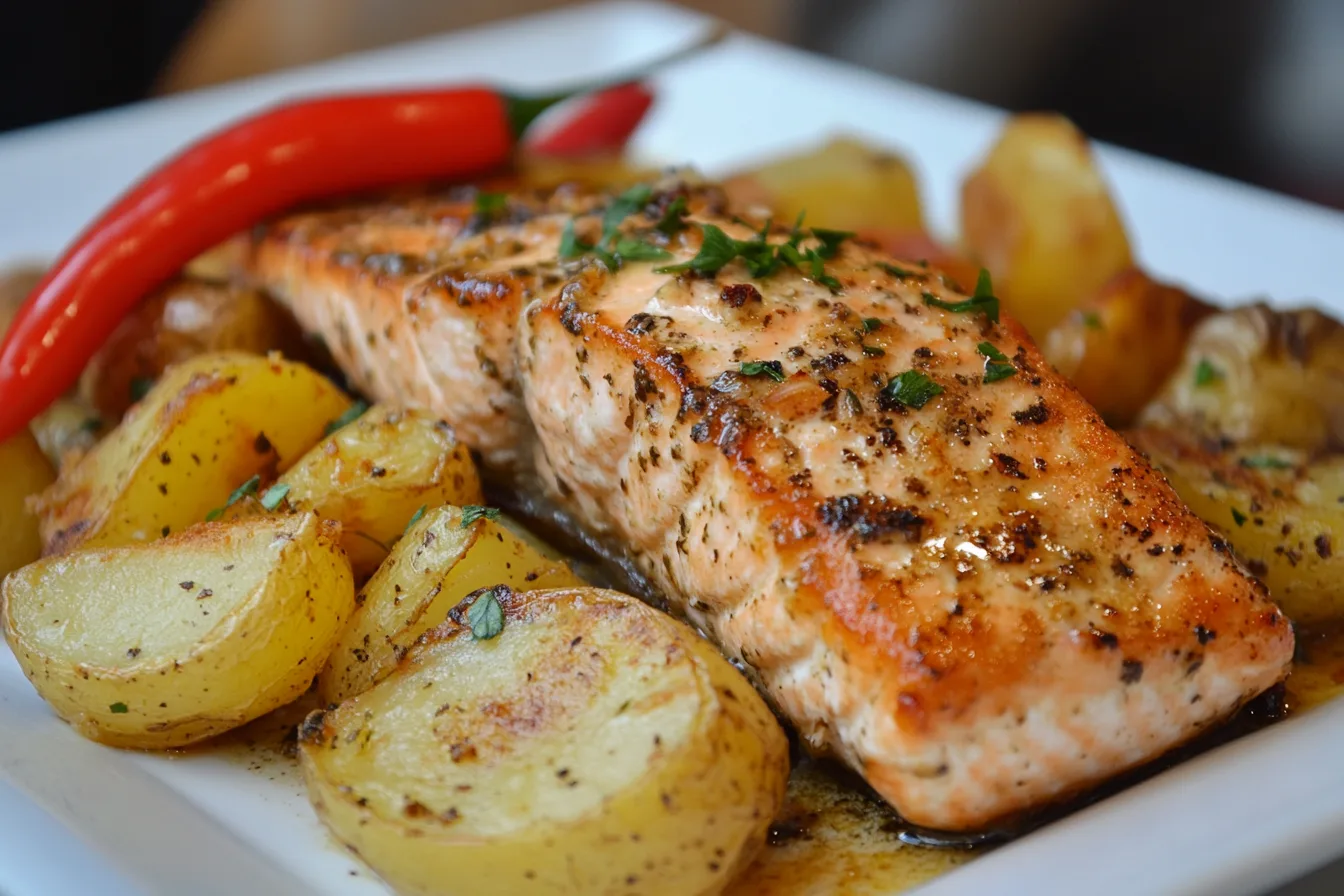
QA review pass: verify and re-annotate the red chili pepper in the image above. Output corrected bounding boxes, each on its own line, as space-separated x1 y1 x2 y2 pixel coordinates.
0 81 654 442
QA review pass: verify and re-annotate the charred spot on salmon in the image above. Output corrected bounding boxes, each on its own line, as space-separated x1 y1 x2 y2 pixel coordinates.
1111 557 1135 578
1012 401 1050 425
721 283 762 307
625 312 659 335
1195 625 1217 645
1120 659 1144 684
810 352 850 373
632 363 662 403
1090 628 1120 650
993 453 1027 480
818 494 926 543
559 300 585 335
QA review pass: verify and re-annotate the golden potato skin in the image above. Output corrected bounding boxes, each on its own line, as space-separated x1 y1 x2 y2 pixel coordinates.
301 586 790 896
32 352 351 554
1139 305 1344 452
724 136 924 233
961 113 1133 338
1129 428 1344 624
279 405 483 578
79 278 310 423
3 512 354 748
1043 268 1214 426
0 429 55 579
317 505 581 704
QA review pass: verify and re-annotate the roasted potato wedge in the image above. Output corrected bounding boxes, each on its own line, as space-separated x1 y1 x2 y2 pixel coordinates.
1043 269 1214 426
301 586 790 896
33 352 352 554
3 512 354 748
1129 427 1344 624
0 429 55 579
725 136 924 233
1138 305 1344 452
317 504 581 704
278 405 483 578
79 279 310 423
961 113 1133 338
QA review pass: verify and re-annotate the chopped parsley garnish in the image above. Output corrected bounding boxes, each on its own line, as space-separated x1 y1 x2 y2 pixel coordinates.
655 196 689 235
1231 508 1248 527
878 262 917 279
977 341 1015 382
558 219 617 268
601 184 654 243
656 224 745 275
1082 311 1103 330
881 370 944 409
129 376 155 403
843 389 863 415
206 474 261 521
259 483 290 511
812 228 855 259
460 505 502 528
739 360 785 382
611 236 671 261
1193 359 1223 387
806 249 843 292
324 400 369 436
403 504 427 535
922 269 1000 323
861 344 885 357
467 589 505 640
473 191 507 221
861 317 883 333
109 702 129 714
1239 455 1294 470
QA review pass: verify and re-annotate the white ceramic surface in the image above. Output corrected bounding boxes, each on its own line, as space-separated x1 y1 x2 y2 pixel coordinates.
2 3 1343 894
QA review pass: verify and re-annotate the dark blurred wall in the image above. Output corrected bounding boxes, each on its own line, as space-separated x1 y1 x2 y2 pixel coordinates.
0 1 206 131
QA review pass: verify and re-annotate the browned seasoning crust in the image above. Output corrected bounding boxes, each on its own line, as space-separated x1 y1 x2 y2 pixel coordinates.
246 179 1293 831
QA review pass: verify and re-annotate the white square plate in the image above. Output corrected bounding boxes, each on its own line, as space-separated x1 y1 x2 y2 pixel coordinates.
2 3 1343 894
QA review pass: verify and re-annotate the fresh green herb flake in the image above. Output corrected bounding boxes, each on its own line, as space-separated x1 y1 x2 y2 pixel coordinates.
1231 508 1248 527
1082 311 1104 330
324 400 369 436
259 483 290 512
460 505 502 528
1193 359 1224 387
983 362 1016 383
922 286 1001 324
601 184 654 242
844 389 863 415
881 370 944 409
129 377 155 403
861 344 885 357
558 219 618 268
878 262 916 280
977 341 1009 362
109 702 129 714
403 505 427 536
206 474 261 522
739 360 786 382
612 236 672 262
655 196 690 235
80 417 103 434
812 228 855 259
473 191 507 220
861 317 883 334
467 590 505 640
656 224 741 275
1239 455 1294 470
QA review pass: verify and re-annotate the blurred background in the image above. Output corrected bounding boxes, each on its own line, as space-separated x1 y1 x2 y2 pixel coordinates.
2 0 1342 208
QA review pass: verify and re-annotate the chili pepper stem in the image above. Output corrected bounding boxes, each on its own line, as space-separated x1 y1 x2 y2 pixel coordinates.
503 21 727 139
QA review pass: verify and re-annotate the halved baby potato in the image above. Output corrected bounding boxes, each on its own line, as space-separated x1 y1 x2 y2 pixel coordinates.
0 428 55 579
300 586 791 896
960 113 1133 338
3 512 354 748
278 405 483 578
317 504 581 704
32 351 352 554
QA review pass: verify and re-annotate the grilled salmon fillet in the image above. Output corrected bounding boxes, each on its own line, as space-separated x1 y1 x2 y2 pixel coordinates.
246 179 1293 830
